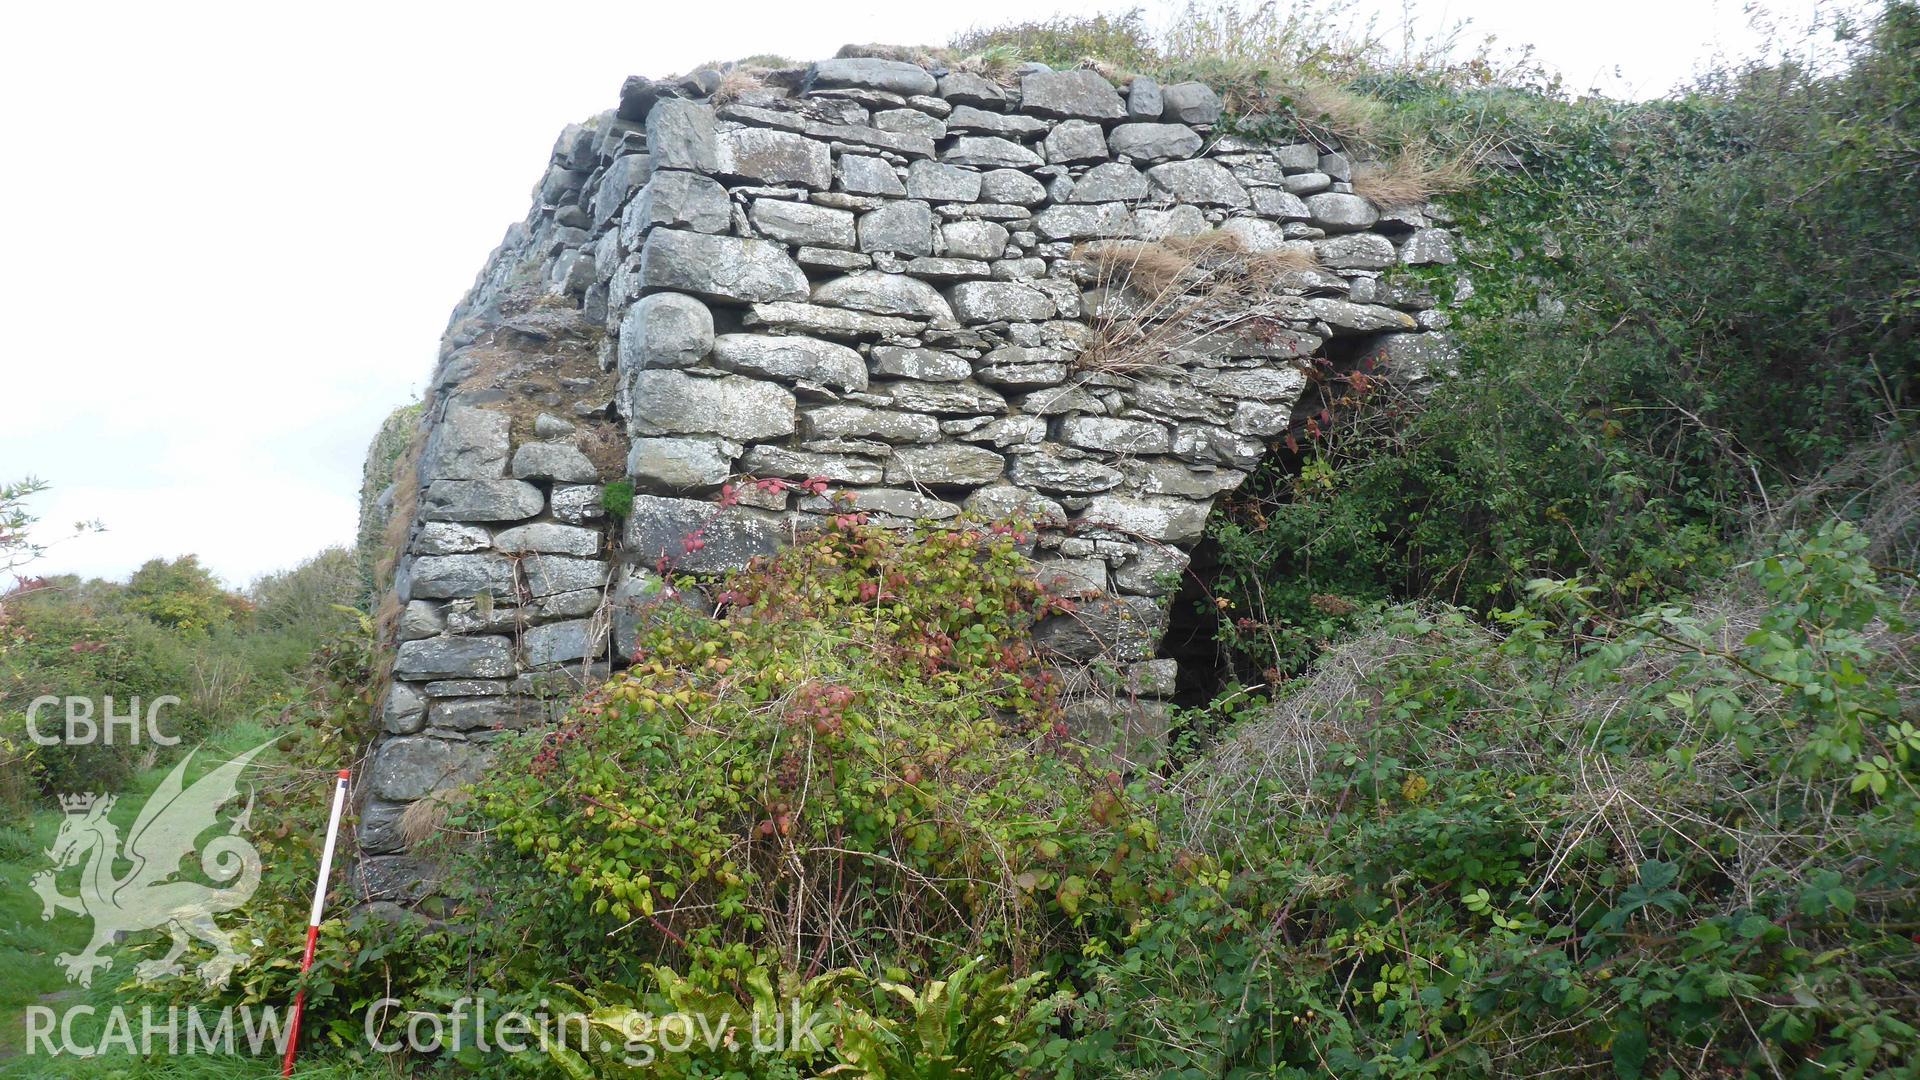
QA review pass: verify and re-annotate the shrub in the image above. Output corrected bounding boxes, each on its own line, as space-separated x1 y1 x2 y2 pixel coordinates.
1047 522 1920 1076
124 555 243 633
0 580 202 795
469 519 1120 989
249 546 362 634
949 9 1157 73
1204 2 1918 685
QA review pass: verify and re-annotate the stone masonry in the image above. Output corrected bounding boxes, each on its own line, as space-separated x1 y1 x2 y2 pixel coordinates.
355 53 1458 902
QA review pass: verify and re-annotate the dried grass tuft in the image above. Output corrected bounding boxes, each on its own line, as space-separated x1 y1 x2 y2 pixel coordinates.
710 68 769 106
1282 79 1384 146
949 44 1024 84
1076 229 1320 375
1351 141 1480 209
398 787 472 847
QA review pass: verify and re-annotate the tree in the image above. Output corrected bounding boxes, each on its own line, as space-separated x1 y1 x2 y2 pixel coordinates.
124 555 241 633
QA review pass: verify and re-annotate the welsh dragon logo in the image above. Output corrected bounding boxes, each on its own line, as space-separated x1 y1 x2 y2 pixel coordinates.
30 741 272 989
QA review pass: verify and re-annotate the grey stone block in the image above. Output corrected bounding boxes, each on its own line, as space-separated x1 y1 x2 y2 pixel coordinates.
627 369 798 441
393 635 515 680
420 480 544 523
1019 69 1126 121
711 333 869 393
638 229 809 305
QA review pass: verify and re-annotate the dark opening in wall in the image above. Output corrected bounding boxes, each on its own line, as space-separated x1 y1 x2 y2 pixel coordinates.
1161 331 1394 709
1161 534 1226 708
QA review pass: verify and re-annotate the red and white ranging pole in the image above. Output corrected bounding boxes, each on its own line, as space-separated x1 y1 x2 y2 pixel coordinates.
282 768 351 1078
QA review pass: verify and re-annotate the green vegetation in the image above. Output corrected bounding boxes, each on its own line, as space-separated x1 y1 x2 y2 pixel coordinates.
0 490 376 1074
1053 520 1917 1076
600 477 636 520
1200 1 1917 672
5 1 1918 1076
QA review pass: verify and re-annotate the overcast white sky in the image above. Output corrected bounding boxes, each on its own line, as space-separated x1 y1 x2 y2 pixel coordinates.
0 0 1820 588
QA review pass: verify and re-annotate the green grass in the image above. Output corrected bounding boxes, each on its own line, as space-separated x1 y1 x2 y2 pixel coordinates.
0 724 392 1078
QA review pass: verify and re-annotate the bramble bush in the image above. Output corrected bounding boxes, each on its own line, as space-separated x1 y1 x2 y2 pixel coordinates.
470 518 1121 987
256 518 1173 1075
1042 520 1918 1077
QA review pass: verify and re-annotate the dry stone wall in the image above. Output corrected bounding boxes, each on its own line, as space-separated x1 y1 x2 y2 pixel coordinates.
356 53 1458 903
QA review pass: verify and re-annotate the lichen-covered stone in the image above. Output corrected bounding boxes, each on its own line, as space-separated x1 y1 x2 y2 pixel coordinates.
627 369 797 440
1158 81 1223 125
979 169 1047 206
618 291 714 371
806 58 937 97
420 405 508 481
624 499 780 574
1305 191 1379 232
947 280 1056 323
801 404 942 444
744 301 925 339
1312 233 1398 271
965 483 1068 527
1033 594 1166 661
638 229 809 304
906 159 984 202
592 153 654 229
1146 159 1250 207
945 105 1049 139
520 555 609 597
1400 227 1457 266
812 271 955 321
1251 187 1311 219
1062 170 1140 210
711 333 869 393
408 554 515 599
1020 69 1126 121
493 522 603 556
1060 415 1173 454
1044 120 1110 164
738 444 884 485
393 635 515 680
623 169 729 240
1080 493 1211 542
371 737 488 802
942 136 1043 169
718 127 833 189
511 442 598 483
1033 203 1136 240
799 487 961 520
1307 297 1419 334
646 100 719 172
419 480 544 523
939 220 1010 260
883 443 1007 485
750 199 856 247
626 436 736 489
858 200 937 256
839 154 906 196
522 619 601 667
937 71 1007 108
885 379 1008 415
1126 76 1163 120
1008 449 1124 494
1107 123 1202 163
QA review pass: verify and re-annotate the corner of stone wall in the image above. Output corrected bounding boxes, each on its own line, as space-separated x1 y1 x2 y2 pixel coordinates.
354 54 1460 906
